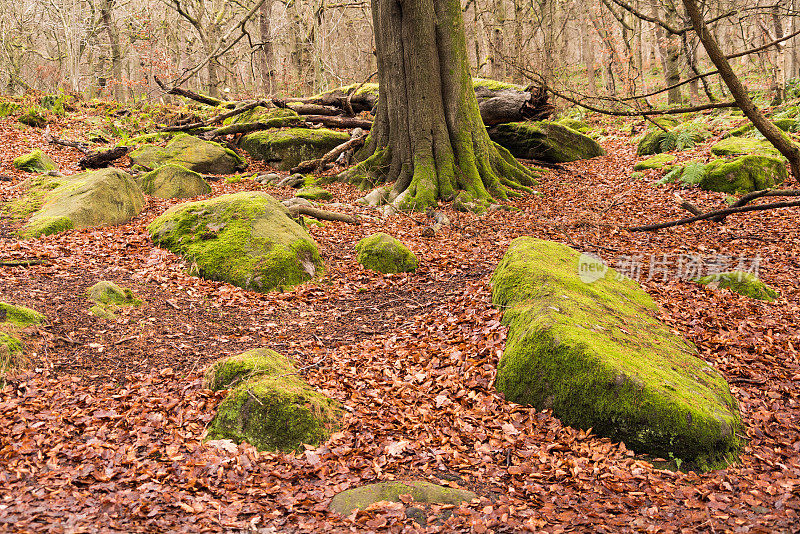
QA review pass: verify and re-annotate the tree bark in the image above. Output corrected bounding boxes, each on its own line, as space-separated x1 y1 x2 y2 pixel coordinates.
337 0 536 211
682 0 800 181
258 0 276 95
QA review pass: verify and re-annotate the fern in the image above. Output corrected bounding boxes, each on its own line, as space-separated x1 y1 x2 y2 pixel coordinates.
679 161 706 187
659 131 678 152
675 128 700 150
657 166 683 185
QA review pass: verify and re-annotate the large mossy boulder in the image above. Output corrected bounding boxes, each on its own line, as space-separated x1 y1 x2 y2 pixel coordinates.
205 348 342 452
137 164 211 199
710 137 783 158
488 121 605 163
330 481 478 516
356 233 418 274
239 128 349 171
13 149 57 173
19 168 145 238
0 302 45 379
148 191 323 292
695 271 778 302
130 134 246 174
491 237 743 470
699 155 786 194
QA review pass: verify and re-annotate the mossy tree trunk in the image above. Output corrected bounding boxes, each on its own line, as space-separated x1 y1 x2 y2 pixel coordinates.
338 0 536 211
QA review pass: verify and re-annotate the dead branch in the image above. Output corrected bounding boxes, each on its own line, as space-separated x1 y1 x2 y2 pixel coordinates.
79 146 130 169
288 103 343 116
291 133 368 174
154 75 236 108
712 189 800 221
160 99 270 131
201 119 305 139
46 133 90 154
628 199 800 232
287 205 359 224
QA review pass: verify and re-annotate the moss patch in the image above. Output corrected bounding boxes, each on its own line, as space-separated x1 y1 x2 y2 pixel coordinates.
18 107 47 127
356 233 418 274
148 191 324 292
295 187 332 201
634 153 676 171
0 302 44 381
86 281 142 319
557 118 590 133
488 121 605 163
710 137 783 158
205 349 342 452
637 123 710 156
225 106 300 127
13 149 57 173
330 481 478 516
240 128 349 172
700 155 786 194
137 164 211 199
695 271 778 302
130 133 246 174
491 237 743 471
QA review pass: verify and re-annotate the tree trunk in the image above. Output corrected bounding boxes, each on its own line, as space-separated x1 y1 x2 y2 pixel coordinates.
258 0 276 95
682 0 800 180
338 0 536 211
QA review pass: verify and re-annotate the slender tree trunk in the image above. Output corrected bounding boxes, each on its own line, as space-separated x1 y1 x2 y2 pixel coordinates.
682 0 800 180
258 0 276 95
582 4 597 98
770 1 786 105
99 0 124 101
338 0 535 211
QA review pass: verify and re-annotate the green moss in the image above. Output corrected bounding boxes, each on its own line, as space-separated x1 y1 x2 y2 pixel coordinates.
17 107 47 128
710 137 783 158
138 164 211 199
239 128 349 172
695 271 778 302
491 237 743 471
488 121 605 163
13 149 57 173
471 77 524 91
0 302 44 381
725 118 796 138
295 187 332 201
329 481 478 516
225 106 300 126
148 191 323 292
86 281 142 320
0 100 21 118
557 118 590 133
205 349 341 452
355 232 418 274
637 123 710 156
129 132 177 145
0 302 45 327
634 153 677 170
700 155 786 194
130 134 246 174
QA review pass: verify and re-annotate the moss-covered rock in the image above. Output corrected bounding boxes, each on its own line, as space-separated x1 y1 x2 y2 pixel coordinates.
699 155 786 194
17 107 47 127
634 153 676 171
225 106 301 127
130 134 246 174
488 121 605 163
710 137 783 158
137 164 211 199
330 481 478 516
205 348 342 452
556 117 590 133
725 118 796 138
0 302 45 327
356 233 418 274
0 302 44 380
13 149 57 173
695 271 778 302
491 237 743 470
148 191 323 292
239 128 349 171
86 281 142 319
295 187 332 201
18 168 145 238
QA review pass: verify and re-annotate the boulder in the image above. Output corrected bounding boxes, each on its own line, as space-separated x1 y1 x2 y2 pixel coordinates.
695 271 778 302
710 137 782 158
356 233 418 274
330 481 477 516
556 117 590 133
295 186 332 201
87 281 142 319
634 153 676 171
724 118 796 138
137 164 211 199
13 149 57 173
0 302 45 379
239 128 349 171
148 191 323 292
205 348 342 452
130 134 246 174
488 121 605 163
491 237 743 470
225 106 300 127
19 168 145 238
699 155 786 194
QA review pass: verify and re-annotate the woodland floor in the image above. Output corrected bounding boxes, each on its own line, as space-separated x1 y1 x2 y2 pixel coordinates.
0 108 799 533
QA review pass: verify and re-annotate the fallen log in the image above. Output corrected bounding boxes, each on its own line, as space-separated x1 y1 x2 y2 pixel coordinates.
303 115 373 130
160 99 270 131
201 118 305 139
154 75 236 108
628 199 800 232
287 205 359 224
287 103 342 116
291 133 368 174
79 146 130 169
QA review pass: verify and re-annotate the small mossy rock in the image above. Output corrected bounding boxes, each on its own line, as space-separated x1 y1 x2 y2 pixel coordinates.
18 108 47 127
556 117 590 133
226 106 300 127
488 121 605 163
356 233 418 274
239 128 349 171
0 302 44 379
20 168 145 238
295 187 332 201
130 134 246 174
710 137 783 158
695 271 778 302
86 281 142 319
137 164 211 199
636 123 711 156
330 481 478 516
205 348 295 391
725 118 796 138
13 150 57 173
699 155 786 194
205 349 341 452
148 191 323 292
634 153 676 171
491 237 743 470
0 302 45 327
